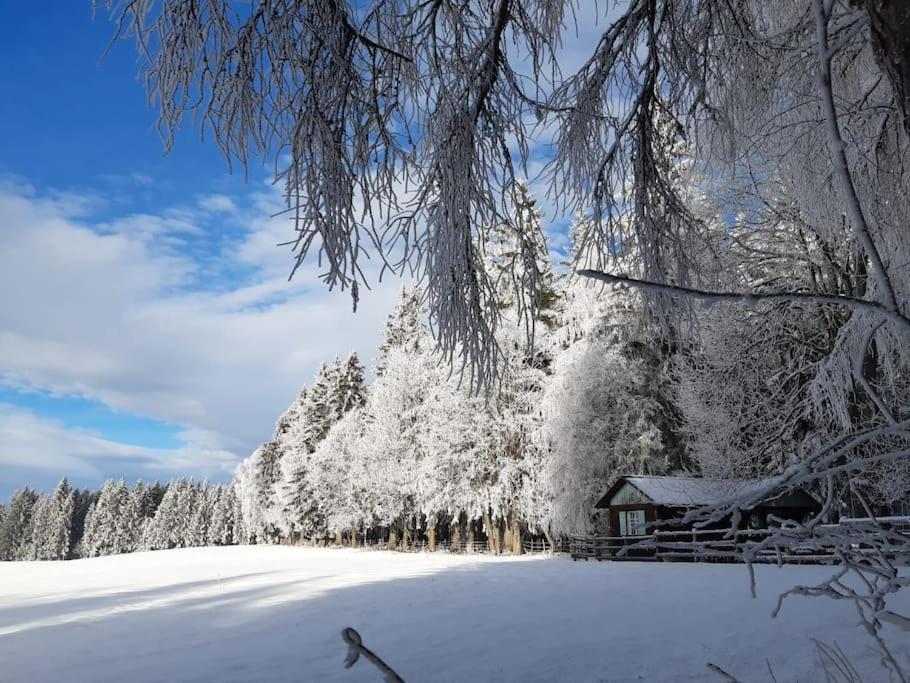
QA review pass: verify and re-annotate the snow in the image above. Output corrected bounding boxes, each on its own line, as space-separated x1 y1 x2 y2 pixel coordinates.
623 475 782 507
0 546 906 682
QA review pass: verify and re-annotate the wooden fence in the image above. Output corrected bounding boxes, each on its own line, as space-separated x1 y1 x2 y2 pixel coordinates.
328 536 560 555
570 520 910 564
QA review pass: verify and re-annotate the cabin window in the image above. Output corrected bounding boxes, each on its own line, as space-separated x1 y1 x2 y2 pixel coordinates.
618 509 646 536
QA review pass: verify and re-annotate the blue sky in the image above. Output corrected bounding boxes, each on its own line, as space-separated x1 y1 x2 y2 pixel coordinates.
0 3 606 501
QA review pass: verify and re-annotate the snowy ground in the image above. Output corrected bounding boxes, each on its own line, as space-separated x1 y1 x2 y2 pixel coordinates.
0 547 907 682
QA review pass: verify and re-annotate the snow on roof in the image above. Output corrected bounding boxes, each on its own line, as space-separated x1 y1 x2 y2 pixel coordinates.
622 475 780 507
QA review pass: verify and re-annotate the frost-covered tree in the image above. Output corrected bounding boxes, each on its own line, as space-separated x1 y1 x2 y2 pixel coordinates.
69 488 97 558
50 478 75 559
416 364 499 548
79 502 97 558
278 354 367 537
234 450 268 544
375 288 425 377
142 479 199 551
230 353 367 541
539 218 681 536
357 344 438 543
302 290 454 546
0 488 38 561
28 495 54 561
188 483 214 547
306 408 373 540
482 179 558 335
114 482 145 553
208 485 240 546
29 479 75 561
82 480 132 557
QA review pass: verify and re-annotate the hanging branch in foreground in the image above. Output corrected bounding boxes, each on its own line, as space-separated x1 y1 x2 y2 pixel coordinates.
576 270 910 334
341 627 405 683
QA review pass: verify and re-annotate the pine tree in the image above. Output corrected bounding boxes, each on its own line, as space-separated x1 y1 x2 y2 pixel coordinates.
539 220 681 535
275 354 367 538
230 484 247 545
249 441 284 541
70 488 98 558
142 479 201 550
232 349 370 543
375 288 426 376
86 481 113 557
115 482 145 553
207 485 229 545
29 494 54 560
333 353 367 415
0 488 38 561
145 481 168 517
483 180 557 331
82 480 132 557
46 478 75 560
189 483 214 547
26 479 76 561
80 502 97 558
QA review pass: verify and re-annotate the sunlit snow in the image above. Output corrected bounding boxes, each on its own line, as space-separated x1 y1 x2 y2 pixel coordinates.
1 546 907 681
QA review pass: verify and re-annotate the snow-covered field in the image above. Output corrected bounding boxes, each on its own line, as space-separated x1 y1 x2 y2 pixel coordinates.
0 547 907 682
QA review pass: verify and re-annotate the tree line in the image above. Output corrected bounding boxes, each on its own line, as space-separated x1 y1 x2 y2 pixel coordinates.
0 478 244 561
233 185 908 552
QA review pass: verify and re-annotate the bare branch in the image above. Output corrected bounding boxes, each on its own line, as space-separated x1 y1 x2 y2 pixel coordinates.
341 627 405 683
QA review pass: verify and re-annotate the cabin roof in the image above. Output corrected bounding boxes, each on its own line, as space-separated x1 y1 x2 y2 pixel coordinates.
595 475 816 509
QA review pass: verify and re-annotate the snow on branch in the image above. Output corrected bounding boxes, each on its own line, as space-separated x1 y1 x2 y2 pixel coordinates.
576 269 910 333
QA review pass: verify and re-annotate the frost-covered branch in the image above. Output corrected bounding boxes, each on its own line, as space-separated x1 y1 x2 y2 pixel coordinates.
813 0 899 315
577 269 910 333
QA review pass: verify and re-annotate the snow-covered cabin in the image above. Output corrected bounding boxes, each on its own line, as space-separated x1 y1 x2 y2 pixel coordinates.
594 475 820 537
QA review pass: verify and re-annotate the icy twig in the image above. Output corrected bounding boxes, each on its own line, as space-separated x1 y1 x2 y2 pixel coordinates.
706 662 743 682
341 627 405 683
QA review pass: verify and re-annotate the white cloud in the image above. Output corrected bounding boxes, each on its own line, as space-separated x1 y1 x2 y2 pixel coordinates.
198 194 237 213
0 404 236 479
0 182 402 489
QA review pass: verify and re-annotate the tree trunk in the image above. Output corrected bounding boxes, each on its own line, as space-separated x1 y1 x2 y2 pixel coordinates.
350 528 358 548
543 529 557 553
452 522 462 553
861 0 910 137
466 521 475 553
504 518 513 554
401 526 410 552
335 529 343 547
428 526 437 552
388 527 398 551
511 519 523 555
483 512 500 554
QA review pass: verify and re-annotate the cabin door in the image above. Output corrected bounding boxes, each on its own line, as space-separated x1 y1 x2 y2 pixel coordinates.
618 509 646 536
